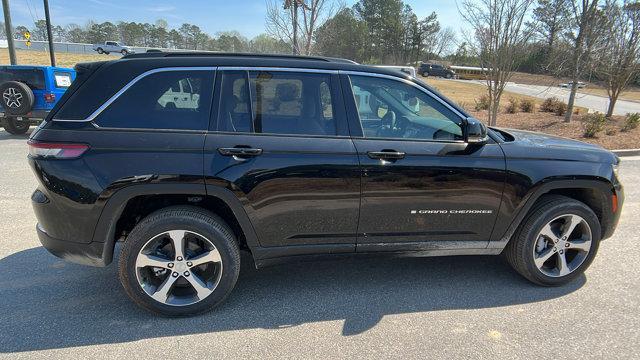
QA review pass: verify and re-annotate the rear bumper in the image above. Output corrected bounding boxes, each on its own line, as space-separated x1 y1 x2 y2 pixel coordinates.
36 223 107 267
1 110 49 121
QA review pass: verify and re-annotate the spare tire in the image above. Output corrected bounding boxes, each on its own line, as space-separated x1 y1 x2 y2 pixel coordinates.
0 81 34 115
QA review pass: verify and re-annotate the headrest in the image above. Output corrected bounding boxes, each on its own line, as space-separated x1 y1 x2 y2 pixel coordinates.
275 83 300 102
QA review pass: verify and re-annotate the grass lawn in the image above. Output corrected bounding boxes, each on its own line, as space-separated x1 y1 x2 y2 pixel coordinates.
0 49 116 68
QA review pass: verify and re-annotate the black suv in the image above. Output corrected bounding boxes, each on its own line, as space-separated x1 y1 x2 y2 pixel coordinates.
418 63 455 78
29 53 624 316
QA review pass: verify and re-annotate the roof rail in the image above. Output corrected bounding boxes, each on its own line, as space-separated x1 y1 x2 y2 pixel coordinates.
122 51 357 64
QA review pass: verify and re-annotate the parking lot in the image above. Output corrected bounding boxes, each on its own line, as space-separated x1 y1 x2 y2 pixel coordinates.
0 128 638 359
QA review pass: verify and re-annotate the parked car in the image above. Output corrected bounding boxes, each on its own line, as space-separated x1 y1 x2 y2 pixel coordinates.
559 81 586 89
29 53 624 316
0 65 76 135
418 63 455 78
93 41 134 55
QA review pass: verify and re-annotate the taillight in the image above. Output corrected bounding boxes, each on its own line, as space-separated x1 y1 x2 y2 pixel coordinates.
43 93 56 103
28 141 89 159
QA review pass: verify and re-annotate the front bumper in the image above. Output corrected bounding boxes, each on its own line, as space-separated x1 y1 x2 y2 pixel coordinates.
36 224 107 267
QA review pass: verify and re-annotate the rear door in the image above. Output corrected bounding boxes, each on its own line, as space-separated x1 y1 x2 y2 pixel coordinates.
204 68 360 252
342 72 506 251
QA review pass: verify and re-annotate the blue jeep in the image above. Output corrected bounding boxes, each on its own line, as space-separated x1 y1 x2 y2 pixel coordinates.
0 65 76 135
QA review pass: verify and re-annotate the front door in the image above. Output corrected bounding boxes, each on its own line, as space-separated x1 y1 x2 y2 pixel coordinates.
344 73 506 250
204 69 360 251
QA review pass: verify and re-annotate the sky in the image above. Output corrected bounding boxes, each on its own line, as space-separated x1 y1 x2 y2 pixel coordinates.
5 0 467 39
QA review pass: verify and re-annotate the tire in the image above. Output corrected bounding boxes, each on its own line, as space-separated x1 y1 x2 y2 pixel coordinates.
97 47 104 54
0 81 34 115
118 206 241 316
121 49 129 55
505 195 601 286
2 117 29 135
445 73 453 79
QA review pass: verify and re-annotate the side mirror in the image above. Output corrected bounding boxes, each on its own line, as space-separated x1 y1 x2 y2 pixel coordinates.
465 117 488 144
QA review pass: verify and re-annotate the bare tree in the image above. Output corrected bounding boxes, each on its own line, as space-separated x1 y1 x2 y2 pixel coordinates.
265 0 340 55
432 26 458 57
460 0 535 126
597 0 640 117
563 0 602 122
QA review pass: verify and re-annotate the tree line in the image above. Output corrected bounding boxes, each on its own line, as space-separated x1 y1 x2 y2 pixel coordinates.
0 19 291 54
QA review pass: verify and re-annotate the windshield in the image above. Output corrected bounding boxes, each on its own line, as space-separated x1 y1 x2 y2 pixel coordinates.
0 68 45 90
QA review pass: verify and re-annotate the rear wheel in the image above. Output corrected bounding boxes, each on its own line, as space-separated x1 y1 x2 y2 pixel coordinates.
505 195 601 286
2 117 29 135
118 206 241 316
97 47 104 54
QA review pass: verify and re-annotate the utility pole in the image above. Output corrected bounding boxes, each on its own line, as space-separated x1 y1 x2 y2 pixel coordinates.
1 0 17 65
43 0 55 66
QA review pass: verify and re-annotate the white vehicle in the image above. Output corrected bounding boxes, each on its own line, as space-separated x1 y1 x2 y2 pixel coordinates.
559 81 586 89
374 65 417 78
157 78 200 110
92 41 134 55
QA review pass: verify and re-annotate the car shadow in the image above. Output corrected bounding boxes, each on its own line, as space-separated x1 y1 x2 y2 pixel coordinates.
0 247 585 353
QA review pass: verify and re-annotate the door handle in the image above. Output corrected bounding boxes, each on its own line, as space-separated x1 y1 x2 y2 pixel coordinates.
367 150 406 160
218 147 263 157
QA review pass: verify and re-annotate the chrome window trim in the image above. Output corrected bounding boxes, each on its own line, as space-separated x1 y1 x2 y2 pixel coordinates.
52 66 217 122
339 70 466 119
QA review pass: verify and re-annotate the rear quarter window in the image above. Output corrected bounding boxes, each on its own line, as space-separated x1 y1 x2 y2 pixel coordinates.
93 69 214 130
53 72 72 88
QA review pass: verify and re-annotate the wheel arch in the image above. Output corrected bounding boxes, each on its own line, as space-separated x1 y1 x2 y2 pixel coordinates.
94 183 260 266
494 178 616 248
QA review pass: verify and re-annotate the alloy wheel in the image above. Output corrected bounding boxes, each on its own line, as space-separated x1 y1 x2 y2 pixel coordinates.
135 230 223 306
532 214 592 277
3 88 22 108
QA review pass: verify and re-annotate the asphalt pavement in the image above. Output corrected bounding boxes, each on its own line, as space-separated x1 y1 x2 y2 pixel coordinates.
0 129 638 359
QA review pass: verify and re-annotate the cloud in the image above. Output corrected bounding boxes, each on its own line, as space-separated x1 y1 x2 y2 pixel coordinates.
146 5 177 12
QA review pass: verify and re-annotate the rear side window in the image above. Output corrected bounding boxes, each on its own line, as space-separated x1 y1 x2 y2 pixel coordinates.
53 72 72 88
0 68 45 90
94 70 214 130
218 70 337 136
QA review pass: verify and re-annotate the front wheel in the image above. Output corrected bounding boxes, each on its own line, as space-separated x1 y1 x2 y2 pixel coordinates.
121 49 128 55
118 206 241 316
505 195 601 286
2 117 29 135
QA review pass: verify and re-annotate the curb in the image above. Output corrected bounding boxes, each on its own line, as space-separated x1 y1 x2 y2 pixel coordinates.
612 149 640 157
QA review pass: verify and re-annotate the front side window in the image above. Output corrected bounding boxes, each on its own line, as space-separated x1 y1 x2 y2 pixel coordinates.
95 70 214 130
218 70 337 136
349 75 463 141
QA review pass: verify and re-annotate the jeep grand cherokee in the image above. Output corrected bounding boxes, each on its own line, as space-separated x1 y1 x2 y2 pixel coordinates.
28 52 624 316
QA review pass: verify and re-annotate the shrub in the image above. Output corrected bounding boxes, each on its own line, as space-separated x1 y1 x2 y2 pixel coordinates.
519 98 535 113
474 94 490 111
540 97 567 116
505 98 519 114
622 113 640 132
583 113 607 138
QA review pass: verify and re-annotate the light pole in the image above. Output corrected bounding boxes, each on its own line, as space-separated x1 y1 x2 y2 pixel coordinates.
43 0 55 66
1 0 17 65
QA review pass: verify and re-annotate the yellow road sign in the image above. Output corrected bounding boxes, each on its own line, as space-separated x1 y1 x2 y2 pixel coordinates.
24 31 31 40
25 40 32 47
